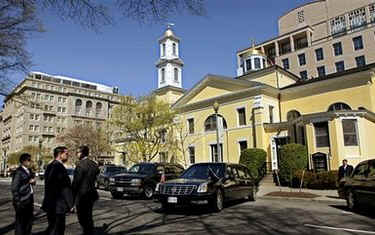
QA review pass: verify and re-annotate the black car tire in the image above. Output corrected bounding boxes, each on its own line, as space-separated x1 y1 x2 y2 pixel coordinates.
248 187 257 201
144 185 154 199
111 192 122 199
347 189 358 211
212 189 224 212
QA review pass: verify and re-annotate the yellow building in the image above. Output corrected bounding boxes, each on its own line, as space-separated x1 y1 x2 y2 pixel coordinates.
171 55 375 171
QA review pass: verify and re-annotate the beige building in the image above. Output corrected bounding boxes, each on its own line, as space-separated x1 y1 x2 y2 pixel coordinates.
0 72 120 169
237 0 375 80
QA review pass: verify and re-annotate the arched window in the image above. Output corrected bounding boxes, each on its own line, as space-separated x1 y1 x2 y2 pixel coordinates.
328 103 351 111
161 68 165 83
96 102 102 117
204 115 227 132
174 68 178 82
75 99 82 113
86 101 92 115
358 107 367 111
162 43 166 57
172 43 176 55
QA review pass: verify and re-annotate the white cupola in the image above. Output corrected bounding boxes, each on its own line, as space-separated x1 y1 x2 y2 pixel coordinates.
237 41 268 76
156 25 184 89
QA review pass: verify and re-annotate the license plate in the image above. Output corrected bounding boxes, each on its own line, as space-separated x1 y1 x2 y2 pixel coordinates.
117 187 124 192
167 197 177 203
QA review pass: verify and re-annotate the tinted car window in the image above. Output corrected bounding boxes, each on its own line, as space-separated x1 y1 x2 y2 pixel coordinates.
229 166 239 179
128 164 155 174
236 166 247 179
107 167 126 175
368 160 375 178
353 163 368 179
181 164 224 179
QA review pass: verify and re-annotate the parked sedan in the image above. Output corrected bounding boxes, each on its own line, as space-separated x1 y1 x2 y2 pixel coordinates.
342 159 375 210
155 163 257 212
97 165 127 190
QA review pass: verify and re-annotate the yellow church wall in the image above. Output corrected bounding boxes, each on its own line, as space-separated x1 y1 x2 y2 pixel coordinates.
187 87 232 105
252 73 278 88
281 85 371 120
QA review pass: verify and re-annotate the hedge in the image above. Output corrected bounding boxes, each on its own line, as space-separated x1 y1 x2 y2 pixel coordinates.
294 170 338 189
278 143 308 186
239 148 266 179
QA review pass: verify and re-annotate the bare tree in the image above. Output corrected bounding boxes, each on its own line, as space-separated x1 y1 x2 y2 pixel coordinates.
56 124 112 162
0 0 43 96
117 0 206 24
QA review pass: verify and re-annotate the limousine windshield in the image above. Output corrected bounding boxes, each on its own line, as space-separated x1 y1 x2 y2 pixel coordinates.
180 164 225 180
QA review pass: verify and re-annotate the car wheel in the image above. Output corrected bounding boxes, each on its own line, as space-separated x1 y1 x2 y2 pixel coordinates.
212 189 224 212
111 192 122 199
347 189 357 210
248 187 257 202
144 185 154 199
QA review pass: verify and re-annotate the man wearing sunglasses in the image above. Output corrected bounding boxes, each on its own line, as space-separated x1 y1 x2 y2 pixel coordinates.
11 153 35 235
42 146 74 235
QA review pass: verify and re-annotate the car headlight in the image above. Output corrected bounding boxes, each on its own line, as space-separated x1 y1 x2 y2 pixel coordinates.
109 177 115 183
197 182 208 193
155 183 160 192
131 178 142 186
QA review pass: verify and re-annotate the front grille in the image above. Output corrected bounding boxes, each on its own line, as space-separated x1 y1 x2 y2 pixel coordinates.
160 185 196 195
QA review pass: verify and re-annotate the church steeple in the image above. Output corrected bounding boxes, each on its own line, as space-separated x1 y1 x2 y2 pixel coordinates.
156 25 184 89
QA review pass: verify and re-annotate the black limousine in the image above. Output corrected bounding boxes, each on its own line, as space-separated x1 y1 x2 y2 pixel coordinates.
155 162 258 212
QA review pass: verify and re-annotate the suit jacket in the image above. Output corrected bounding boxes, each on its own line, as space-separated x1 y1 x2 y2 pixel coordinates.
42 160 73 214
338 165 354 180
11 166 34 206
72 158 100 205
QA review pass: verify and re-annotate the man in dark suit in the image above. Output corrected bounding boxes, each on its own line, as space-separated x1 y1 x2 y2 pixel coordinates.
338 159 354 181
72 146 100 235
11 153 35 235
42 146 74 235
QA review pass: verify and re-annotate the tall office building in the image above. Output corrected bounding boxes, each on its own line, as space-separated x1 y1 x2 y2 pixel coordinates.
0 71 120 167
237 0 375 80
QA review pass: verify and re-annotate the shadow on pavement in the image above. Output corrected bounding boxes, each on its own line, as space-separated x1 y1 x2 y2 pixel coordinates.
330 204 375 219
0 222 15 234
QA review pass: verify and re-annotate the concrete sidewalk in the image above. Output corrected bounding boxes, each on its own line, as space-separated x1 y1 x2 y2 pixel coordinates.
257 183 345 203
256 173 345 203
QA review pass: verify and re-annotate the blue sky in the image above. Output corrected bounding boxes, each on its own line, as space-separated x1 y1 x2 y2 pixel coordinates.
9 0 312 97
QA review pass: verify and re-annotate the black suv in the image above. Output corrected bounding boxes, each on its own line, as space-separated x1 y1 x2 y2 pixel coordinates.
155 163 257 212
108 162 184 199
96 165 127 190
341 159 375 210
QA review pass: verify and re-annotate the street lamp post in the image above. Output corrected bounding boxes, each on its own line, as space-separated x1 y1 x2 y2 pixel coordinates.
213 101 221 162
38 138 43 172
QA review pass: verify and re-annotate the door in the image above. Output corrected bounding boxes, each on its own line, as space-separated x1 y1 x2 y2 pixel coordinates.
351 162 369 203
236 165 252 198
223 165 238 200
363 160 375 206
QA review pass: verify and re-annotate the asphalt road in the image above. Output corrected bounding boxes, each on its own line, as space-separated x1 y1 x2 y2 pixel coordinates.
0 180 374 235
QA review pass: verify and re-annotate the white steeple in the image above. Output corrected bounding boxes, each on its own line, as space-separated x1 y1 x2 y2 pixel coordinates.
156 25 184 89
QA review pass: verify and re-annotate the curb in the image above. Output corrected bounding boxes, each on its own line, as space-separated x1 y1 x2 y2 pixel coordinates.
259 195 346 204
